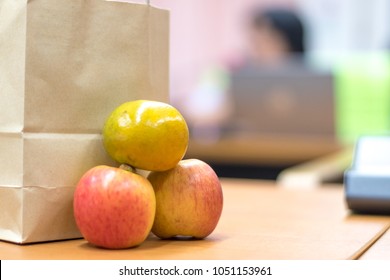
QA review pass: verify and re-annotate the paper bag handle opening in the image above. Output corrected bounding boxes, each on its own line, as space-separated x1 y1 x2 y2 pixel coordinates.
107 1 150 5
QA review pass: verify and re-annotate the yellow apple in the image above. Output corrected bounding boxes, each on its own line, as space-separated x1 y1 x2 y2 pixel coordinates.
102 100 189 171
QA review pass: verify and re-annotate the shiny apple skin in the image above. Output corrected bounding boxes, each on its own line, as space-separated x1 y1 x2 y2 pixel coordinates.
73 165 156 249
102 100 189 172
148 159 223 239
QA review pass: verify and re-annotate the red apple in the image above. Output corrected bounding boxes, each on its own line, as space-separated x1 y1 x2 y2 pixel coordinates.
147 159 223 239
73 165 155 249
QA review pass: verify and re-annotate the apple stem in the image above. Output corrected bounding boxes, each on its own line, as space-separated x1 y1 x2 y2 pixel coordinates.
119 164 137 173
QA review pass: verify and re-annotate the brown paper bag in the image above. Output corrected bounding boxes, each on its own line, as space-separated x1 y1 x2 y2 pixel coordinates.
0 0 169 243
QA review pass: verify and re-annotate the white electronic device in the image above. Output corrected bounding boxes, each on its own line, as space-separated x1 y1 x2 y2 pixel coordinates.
345 136 390 214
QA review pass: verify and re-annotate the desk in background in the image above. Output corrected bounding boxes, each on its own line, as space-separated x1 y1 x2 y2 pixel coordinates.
185 134 348 182
1 179 389 260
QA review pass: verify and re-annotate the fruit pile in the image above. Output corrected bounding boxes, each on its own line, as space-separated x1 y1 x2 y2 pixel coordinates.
73 100 223 249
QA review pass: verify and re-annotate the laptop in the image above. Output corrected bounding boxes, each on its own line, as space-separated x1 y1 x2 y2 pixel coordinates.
228 64 335 137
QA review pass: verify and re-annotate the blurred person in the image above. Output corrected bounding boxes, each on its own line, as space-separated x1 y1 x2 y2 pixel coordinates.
242 7 306 69
180 6 307 141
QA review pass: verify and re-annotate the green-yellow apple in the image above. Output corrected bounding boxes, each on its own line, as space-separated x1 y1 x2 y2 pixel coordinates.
102 100 189 172
147 159 223 239
73 165 156 249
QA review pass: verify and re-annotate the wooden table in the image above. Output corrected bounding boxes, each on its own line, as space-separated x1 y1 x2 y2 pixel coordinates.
186 134 343 166
360 228 390 259
1 179 389 260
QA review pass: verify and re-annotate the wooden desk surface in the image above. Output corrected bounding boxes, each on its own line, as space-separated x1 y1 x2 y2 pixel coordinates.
1 179 389 260
186 134 343 166
360 227 390 259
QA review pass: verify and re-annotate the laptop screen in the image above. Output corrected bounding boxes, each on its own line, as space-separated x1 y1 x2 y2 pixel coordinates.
229 65 335 137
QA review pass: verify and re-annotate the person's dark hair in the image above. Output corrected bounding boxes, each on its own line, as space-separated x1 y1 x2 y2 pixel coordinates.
251 8 305 54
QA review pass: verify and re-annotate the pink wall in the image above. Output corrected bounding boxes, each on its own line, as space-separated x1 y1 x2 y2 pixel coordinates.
152 0 296 104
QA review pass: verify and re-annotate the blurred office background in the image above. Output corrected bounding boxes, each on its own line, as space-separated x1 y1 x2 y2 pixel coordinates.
150 0 390 180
